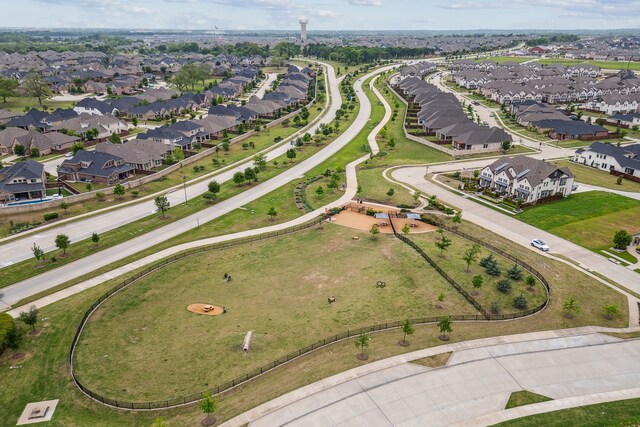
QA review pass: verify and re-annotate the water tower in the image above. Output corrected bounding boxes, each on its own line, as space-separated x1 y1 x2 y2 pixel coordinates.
299 19 308 43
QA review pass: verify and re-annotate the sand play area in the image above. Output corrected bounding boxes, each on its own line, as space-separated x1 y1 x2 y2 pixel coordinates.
187 304 224 316
330 202 438 234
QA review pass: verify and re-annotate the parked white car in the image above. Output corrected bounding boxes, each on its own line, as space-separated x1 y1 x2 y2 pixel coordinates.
531 239 550 252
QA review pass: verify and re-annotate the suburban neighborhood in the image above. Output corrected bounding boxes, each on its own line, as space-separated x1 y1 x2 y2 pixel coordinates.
1 4 640 427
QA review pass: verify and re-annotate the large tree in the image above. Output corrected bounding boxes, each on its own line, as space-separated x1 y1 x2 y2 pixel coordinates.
0 76 19 103
23 72 52 106
613 229 632 250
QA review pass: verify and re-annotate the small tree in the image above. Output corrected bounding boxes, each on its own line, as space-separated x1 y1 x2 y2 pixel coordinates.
563 296 580 318
244 167 257 182
108 133 122 144
113 183 126 198
400 319 414 346
199 392 218 426
616 175 623 185
501 140 512 152
91 232 100 245
315 185 324 198
154 196 170 219
507 264 523 281
434 229 452 257
32 243 45 262
496 279 512 294
451 211 462 227
472 274 483 293
401 224 410 235
233 171 246 186
354 332 370 360
286 148 297 163
13 144 26 158
602 303 619 320
513 294 528 310
612 229 632 250
207 180 220 198
525 275 536 291
386 188 395 198
462 244 481 272
253 153 267 171
267 206 278 220
437 317 452 341
95 191 105 202
70 141 85 155
55 234 70 255
369 224 380 239
18 305 39 332
60 201 69 214
85 128 99 141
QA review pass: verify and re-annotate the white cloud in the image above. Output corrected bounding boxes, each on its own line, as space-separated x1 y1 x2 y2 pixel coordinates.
348 0 382 6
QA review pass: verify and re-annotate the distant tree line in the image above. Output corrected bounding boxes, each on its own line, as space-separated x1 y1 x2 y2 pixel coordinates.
525 34 579 47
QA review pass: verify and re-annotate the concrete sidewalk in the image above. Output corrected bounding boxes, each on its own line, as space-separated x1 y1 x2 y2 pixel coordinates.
219 328 640 427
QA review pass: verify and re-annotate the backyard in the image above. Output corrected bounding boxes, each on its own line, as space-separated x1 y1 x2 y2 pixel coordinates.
552 160 640 193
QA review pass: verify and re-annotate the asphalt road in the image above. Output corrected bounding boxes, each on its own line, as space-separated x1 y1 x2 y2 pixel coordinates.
0 63 398 307
0 64 339 268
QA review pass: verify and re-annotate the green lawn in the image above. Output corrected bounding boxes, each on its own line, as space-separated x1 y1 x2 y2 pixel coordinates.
0 216 628 427
552 160 640 193
0 97 76 112
551 139 600 149
537 58 640 71
495 397 640 427
505 391 552 409
517 192 640 251
411 232 548 315
72 225 475 402
472 56 536 64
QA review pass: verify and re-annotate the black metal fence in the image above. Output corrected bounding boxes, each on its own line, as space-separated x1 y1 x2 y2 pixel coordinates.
69 215 551 411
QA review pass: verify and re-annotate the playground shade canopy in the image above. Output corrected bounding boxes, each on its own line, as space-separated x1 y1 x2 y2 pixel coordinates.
374 213 390 219
406 213 421 220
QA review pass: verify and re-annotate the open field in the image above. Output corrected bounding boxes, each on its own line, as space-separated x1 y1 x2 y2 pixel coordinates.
517 191 640 251
552 160 640 193
0 215 627 426
0 97 76 112
496 397 640 426
472 56 536 64
550 139 602 149
536 58 640 71
72 225 476 402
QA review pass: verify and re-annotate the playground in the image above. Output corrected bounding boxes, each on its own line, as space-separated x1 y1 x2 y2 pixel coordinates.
331 202 438 234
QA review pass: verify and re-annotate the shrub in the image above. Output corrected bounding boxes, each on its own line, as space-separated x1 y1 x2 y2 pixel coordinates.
486 261 501 277
0 313 15 352
513 294 528 309
507 264 523 281
43 212 59 221
479 253 495 268
496 279 512 293
490 300 500 314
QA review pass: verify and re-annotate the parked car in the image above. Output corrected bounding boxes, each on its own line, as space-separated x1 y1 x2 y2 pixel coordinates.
531 239 549 252
472 101 480 106
489 113 494 117
64 152 73 158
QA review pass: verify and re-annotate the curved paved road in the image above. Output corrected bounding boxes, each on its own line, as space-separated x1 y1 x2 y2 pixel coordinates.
0 64 337 267
1 64 397 310
220 328 640 427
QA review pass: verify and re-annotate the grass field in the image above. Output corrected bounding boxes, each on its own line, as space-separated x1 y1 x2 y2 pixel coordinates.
0 215 627 426
72 225 475 402
496 397 640 426
537 58 640 71
517 191 640 251
550 139 601 149
0 97 76 112
552 160 640 193
472 56 535 64
411 232 548 315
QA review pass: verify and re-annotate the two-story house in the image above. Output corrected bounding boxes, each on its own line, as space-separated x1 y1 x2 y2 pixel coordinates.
574 142 640 177
479 156 575 203
0 160 46 203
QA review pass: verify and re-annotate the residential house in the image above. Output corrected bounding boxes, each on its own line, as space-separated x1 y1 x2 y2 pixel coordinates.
57 150 134 185
95 140 167 171
479 156 575 203
13 131 80 156
0 160 46 203
574 142 640 177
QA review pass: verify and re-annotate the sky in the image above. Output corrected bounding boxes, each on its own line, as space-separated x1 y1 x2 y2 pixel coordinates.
0 0 639 31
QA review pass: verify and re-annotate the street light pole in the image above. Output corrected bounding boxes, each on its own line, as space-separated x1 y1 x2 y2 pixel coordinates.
182 175 188 205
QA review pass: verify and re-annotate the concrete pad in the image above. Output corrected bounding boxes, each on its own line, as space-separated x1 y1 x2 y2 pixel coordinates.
16 400 59 425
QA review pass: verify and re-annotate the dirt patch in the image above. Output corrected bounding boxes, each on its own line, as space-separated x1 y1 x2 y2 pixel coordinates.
27 329 42 337
187 304 224 316
331 202 437 235
10 351 32 363
411 351 452 368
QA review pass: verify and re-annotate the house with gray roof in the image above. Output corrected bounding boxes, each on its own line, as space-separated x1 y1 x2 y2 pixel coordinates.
57 150 134 185
0 160 46 203
479 156 575 203
574 142 640 177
